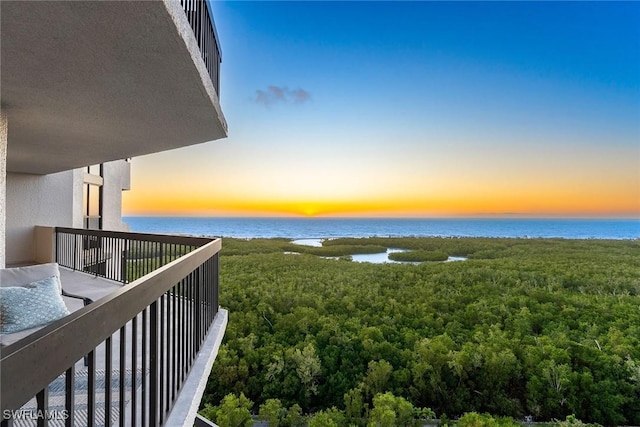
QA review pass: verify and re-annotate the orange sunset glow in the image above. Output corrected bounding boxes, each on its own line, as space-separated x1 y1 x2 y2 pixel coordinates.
122 1 639 220
123 139 639 218
123 181 640 217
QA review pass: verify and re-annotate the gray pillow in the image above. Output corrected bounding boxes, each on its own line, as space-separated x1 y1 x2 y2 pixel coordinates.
0 276 71 334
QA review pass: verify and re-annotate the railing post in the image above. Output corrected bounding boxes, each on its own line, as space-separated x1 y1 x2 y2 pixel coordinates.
195 267 202 352
142 309 148 427
149 300 159 427
131 316 138 427
73 234 77 271
105 337 113 427
159 295 165 423
36 388 49 427
119 325 127 427
214 252 219 315
55 228 59 264
65 365 75 427
87 350 96 427
121 239 129 284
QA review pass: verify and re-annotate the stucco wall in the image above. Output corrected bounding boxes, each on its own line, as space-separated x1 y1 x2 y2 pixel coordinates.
102 160 131 232
6 170 78 265
6 159 130 265
0 110 7 268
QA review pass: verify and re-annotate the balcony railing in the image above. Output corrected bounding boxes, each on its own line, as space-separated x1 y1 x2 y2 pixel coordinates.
180 0 222 97
1 228 222 426
55 227 214 284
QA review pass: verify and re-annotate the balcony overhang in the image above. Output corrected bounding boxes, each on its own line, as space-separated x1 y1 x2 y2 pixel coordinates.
1 1 227 175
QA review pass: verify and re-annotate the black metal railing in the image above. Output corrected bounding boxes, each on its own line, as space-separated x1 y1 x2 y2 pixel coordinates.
180 0 221 97
55 227 213 284
1 229 222 427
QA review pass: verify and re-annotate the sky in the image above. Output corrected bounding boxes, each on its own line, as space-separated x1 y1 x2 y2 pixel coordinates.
122 1 640 218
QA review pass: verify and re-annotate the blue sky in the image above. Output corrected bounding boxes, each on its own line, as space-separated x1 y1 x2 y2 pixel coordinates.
124 1 639 217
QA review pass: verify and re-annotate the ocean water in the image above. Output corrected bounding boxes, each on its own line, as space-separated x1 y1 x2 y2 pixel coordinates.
124 217 639 240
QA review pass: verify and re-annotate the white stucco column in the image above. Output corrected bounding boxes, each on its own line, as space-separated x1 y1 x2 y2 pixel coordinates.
1 109 8 268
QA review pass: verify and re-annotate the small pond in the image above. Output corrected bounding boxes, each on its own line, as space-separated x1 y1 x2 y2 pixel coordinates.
290 238 323 247
289 239 467 264
445 256 468 262
352 248 408 264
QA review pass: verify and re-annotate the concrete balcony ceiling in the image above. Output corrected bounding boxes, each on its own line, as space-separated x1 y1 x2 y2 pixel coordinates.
1 1 227 174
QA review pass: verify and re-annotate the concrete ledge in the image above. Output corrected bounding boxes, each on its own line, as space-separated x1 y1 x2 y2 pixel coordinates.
165 308 228 427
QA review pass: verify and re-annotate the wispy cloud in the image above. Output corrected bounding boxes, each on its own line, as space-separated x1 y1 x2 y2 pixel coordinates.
254 86 311 106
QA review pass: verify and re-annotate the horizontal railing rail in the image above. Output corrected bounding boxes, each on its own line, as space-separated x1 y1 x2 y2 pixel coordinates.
1 229 221 426
56 227 213 284
180 0 222 96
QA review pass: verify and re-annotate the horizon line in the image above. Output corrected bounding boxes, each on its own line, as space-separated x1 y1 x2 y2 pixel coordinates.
122 214 640 221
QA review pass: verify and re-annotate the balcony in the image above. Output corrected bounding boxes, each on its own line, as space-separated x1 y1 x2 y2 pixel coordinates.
1 228 227 426
180 0 222 99
1 0 227 175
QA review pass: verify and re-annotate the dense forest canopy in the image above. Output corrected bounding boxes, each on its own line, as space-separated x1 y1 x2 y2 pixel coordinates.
202 237 640 425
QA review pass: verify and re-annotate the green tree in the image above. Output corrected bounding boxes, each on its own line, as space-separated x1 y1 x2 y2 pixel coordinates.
368 406 395 427
286 403 305 427
308 407 345 427
199 403 219 423
258 399 286 427
457 412 497 427
414 406 436 420
458 412 520 427
552 414 600 427
291 343 322 398
204 237 640 424
344 386 367 426
214 393 253 427
368 392 418 427
363 360 393 399
410 334 456 410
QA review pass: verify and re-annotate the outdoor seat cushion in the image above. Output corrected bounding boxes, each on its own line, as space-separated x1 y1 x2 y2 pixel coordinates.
0 263 62 292
0 263 80 347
